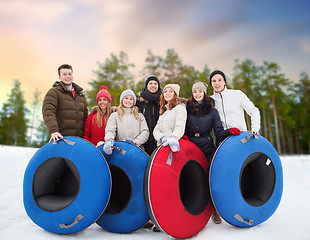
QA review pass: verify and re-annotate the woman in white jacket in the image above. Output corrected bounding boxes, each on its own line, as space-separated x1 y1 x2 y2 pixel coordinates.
153 84 187 152
103 89 149 155
210 70 260 135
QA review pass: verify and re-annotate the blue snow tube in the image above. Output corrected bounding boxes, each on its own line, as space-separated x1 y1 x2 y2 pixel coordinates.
209 132 283 227
96 141 150 233
23 137 111 234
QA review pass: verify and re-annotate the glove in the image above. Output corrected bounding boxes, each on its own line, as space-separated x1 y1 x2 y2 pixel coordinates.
96 141 104 147
161 136 168 146
125 138 136 145
103 139 114 155
229 128 241 135
168 136 180 152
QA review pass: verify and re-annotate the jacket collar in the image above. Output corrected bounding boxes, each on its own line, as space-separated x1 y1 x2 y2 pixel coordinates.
213 86 227 96
53 81 84 94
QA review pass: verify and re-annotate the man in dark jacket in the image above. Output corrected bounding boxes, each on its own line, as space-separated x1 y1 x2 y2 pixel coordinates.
42 64 88 143
136 75 162 156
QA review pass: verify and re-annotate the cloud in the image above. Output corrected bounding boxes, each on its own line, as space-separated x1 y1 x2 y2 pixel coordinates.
0 0 71 24
300 39 310 55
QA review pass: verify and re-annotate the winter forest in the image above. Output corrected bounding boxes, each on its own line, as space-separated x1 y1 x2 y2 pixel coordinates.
0 49 309 154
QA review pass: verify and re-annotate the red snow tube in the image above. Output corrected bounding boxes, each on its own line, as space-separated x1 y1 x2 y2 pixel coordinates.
144 138 212 239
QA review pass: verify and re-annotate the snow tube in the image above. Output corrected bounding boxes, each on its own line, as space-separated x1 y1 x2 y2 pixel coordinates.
96 141 150 233
23 137 111 234
210 132 283 227
144 138 212 239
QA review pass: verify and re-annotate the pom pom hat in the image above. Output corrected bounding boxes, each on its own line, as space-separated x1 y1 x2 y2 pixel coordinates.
120 89 136 105
96 85 112 103
163 84 180 97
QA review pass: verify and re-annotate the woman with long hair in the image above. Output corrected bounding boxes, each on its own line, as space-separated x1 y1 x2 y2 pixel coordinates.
83 85 112 145
186 82 240 161
153 84 187 153
103 89 149 155
186 82 241 224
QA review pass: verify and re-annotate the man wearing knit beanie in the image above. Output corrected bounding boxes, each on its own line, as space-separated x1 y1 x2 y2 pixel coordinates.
209 70 226 86
210 69 261 135
145 75 160 89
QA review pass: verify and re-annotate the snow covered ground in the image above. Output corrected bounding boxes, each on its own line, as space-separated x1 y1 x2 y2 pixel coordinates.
0 145 310 240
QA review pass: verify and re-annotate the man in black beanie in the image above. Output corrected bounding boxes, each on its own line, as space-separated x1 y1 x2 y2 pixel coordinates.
210 69 260 135
145 75 160 88
209 70 226 86
136 75 162 156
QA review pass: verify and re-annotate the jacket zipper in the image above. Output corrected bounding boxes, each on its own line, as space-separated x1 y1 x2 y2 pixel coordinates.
220 93 228 129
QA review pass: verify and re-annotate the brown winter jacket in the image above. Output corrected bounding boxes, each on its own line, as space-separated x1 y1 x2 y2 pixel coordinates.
42 81 88 137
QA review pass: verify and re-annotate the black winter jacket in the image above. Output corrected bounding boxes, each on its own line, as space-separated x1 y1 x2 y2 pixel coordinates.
136 88 161 155
185 99 230 160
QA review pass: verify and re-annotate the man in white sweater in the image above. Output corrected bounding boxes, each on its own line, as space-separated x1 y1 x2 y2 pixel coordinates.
210 70 260 135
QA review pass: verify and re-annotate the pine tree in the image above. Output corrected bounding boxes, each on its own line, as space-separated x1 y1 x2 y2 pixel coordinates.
200 65 212 96
142 49 163 78
232 59 260 130
0 79 28 146
87 51 135 107
32 120 50 147
260 62 291 154
28 89 41 146
293 72 310 153
162 49 183 84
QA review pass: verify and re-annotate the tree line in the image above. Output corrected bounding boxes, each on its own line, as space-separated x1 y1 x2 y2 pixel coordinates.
0 49 309 154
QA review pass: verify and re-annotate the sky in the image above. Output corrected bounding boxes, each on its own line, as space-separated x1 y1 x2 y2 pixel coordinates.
0 0 310 105
0 145 310 239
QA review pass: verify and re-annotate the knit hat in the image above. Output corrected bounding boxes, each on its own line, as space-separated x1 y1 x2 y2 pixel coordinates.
145 75 160 89
120 89 136 105
209 70 226 85
163 84 180 97
192 82 208 93
96 85 111 102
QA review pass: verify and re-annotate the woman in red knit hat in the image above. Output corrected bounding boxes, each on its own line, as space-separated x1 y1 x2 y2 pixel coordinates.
83 85 112 145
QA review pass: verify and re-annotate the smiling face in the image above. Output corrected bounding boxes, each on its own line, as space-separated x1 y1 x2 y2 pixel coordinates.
193 89 204 103
122 95 134 108
147 80 159 93
59 68 73 89
163 87 175 102
211 74 226 93
97 97 108 110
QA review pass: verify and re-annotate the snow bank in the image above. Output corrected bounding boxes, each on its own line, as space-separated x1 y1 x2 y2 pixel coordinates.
0 145 309 240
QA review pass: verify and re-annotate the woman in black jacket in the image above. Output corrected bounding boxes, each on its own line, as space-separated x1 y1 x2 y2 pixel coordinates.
186 82 242 161
136 75 162 156
186 82 240 224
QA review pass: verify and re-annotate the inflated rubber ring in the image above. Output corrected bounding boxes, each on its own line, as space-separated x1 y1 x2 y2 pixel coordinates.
210 131 283 227
23 137 111 234
144 138 212 239
96 141 150 233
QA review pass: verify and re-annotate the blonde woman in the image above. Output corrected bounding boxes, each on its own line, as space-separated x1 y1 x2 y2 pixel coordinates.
83 85 112 145
103 89 149 155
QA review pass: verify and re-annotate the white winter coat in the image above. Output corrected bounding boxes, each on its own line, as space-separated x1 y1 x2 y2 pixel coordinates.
153 99 187 146
211 87 260 132
105 108 149 147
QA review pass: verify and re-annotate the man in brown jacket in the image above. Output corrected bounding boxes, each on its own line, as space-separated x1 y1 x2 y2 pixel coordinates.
42 64 88 143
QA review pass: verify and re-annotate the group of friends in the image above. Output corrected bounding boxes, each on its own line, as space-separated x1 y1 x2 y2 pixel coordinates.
42 64 261 229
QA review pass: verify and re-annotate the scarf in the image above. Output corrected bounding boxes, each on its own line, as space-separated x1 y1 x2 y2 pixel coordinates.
140 87 162 103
